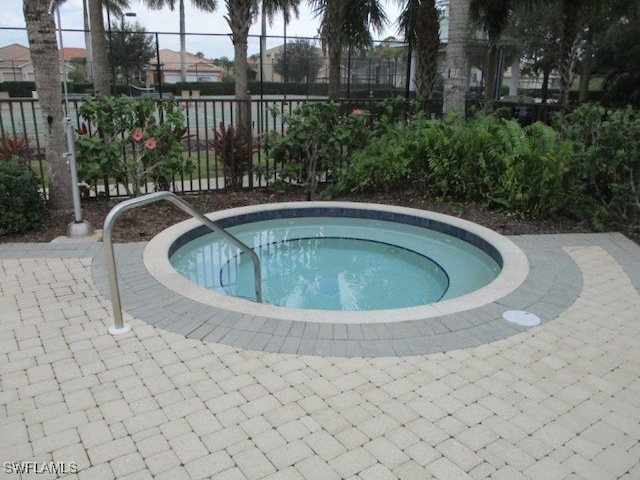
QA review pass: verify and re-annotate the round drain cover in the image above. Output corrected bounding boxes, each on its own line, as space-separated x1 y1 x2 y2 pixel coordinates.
503 310 541 327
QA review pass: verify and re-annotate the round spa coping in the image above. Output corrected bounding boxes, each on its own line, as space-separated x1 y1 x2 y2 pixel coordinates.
144 202 530 324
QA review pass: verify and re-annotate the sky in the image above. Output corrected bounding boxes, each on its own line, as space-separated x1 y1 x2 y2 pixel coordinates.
1 1 404 60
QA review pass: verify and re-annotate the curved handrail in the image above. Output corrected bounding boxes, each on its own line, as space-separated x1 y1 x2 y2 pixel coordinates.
103 191 263 335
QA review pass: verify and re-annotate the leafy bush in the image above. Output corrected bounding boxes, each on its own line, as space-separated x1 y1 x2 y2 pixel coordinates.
75 96 192 196
264 102 371 199
556 104 640 225
331 115 432 194
331 110 574 218
0 160 44 235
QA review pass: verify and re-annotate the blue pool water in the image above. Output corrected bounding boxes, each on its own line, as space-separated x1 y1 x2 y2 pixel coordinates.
170 217 500 311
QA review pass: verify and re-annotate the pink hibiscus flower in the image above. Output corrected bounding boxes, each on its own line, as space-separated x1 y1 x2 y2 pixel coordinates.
145 139 156 150
132 130 143 141
352 109 362 115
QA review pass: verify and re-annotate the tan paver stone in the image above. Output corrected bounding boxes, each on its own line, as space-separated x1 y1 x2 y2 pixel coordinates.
153 465 190 480
110 452 146 478
532 422 577 448
482 438 536 470
293 455 341 480
78 463 115 480
233 447 277 479
202 426 248 452
593 444 638 477
87 437 137 465
277 420 310 441
436 438 483 472
135 433 170 458
266 440 314 469
364 436 410 469
253 428 287 453
168 431 208 464
524 456 572 480
329 447 377 478
184 451 235 480
426 456 474 480
32 429 81 456
77 419 113 449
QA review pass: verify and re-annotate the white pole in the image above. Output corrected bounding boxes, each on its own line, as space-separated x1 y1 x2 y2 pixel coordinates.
50 1 94 237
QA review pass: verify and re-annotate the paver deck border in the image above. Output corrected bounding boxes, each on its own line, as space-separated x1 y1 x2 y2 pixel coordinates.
2 231 638 358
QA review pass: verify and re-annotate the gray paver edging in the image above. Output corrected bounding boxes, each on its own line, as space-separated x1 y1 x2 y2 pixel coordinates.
88 234 589 357
3 232 636 357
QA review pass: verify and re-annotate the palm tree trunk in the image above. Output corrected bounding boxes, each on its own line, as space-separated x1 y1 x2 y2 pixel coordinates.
24 0 73 211
324 1 345 100
443 0 470 116
558 0 584 106
83 0 94 81
485 35 499 100
89 0 111 97
180 0 187 82
226 0 252 142
414 0 440 99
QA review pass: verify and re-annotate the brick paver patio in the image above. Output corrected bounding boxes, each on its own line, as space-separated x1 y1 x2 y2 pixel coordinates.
0 233 639 479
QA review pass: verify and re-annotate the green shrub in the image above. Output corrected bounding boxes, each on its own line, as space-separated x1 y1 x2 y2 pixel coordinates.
75 96 192 196
556 104 640 225
332 115 432 194
0 160 45 235
264 102 371 199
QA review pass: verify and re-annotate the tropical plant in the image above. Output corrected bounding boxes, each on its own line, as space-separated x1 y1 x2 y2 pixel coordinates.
397 0 441 99
556 104 640 225
210 122 250 191
333 114 431 194
0 135 28 161
75 96 192 196
145 0 217 83
311 0 387 100
265 102 369 199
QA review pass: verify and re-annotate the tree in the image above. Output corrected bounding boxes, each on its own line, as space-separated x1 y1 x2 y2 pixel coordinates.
146 0 217 83
594 1 640 105
505 3 562 103
108 22 155 85
224 0 255 140
23 0 71 211
557 0 589 106
213 56 234 80
443 0 471 115
312 0 387 100
397 0 441 99
260 0 301 89
273 40 323 82
89 0 112 97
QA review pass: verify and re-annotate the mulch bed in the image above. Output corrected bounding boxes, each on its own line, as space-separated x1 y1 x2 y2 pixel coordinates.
1 187 617 245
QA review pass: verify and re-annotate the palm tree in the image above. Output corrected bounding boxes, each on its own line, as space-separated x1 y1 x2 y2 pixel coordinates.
260 0 301 89
470 0 511 100
146 0 217 83
23 0 72 211
88 0 112 97
443 0 471 115
397 0 441 100
557 0 591 106
311 0 387 100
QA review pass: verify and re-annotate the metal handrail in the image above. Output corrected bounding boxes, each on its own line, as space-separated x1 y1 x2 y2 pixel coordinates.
103 191 263 335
